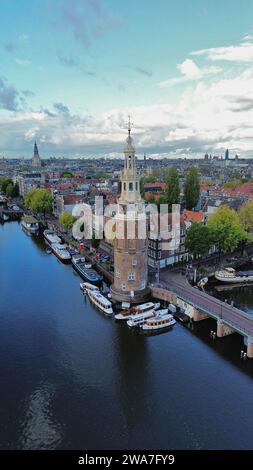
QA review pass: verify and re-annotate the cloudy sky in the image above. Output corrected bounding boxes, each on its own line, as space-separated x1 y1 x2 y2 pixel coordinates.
1 0 253 158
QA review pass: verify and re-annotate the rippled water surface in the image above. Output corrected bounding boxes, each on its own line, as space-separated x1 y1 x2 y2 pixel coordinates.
1 222 253 450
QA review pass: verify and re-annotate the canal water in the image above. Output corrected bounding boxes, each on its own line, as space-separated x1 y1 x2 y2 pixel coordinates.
1 221 253 450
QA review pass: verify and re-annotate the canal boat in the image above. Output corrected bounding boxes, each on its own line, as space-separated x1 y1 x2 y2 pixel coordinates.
141 313 176 331
115 302 160 321
21 215 39 234
88 290 113 315
72 255 103 284
126 311 156 328
43 229 61 245
215 267 253 284
51 243 72 263
80 282 99 293
126 308 168 328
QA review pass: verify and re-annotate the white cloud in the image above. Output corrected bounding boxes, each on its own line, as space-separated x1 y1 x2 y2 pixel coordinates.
15 58 30 66
19 33 29 41
191 38 253 62
158 59 221 87
3 36 253 158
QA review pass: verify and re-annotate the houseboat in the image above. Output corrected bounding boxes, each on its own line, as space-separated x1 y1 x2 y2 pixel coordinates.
141 313 176 331
43 229 61 245
88 290 113 315
21 215 39 234
215 267 253 284
51 243 72 263
115 302 160 321
72 255 103 284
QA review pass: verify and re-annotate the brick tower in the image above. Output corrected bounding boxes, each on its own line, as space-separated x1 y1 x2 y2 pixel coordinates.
110 119 150 304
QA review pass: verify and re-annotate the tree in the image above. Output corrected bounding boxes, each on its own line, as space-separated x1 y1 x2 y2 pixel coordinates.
24 189 53 215
145 174 156 183
185 222 212 258
208 205 246 253
164 167 180 211
184 167 200 210
59 211 77 230
60 171 73 178
91 232 100 249
0 177 12 194
5 183 15 198
239 201 253 234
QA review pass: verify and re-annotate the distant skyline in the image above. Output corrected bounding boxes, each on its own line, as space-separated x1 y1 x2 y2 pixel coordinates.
1 0 253 158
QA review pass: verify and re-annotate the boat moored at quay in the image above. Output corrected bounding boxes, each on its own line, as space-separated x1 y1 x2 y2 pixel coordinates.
115 302 160 321
72 255 103 284
51 243 72 263
21 216 39 234
80 282 99 293
88 290 113 315
141 313 176 331
215 267 253 284
43 229 61 245
126 308 168 328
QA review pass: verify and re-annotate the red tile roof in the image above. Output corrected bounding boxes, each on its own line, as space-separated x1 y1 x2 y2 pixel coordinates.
184 210 204 223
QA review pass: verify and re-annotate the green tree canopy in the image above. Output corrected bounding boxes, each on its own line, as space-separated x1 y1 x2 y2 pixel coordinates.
164 167 180 211
239 201 253 234
0 177 12 194
60 171 74 178
185 222 212 258
208 205 246 252
184 167 200 210
5 183 15 198
59 211 77 230
144 174 156 183
24 189 53 215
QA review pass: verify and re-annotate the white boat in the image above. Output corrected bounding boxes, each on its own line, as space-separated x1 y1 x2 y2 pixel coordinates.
115 302 160 321
21 216 39 234
88 290 113 315
80 282 99 293
141 313 176 331
215 267 253 283
51 243 71 263
3 213 9 221
127 310 157 327
43 229 61 245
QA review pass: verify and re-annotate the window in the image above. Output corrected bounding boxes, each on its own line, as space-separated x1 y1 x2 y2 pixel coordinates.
116 271 121 278
136 182 138 191
121 282 126 290
124 183 126 191
158 251 161 259
132 258 137 266
129 182 133 191
128 272 135 281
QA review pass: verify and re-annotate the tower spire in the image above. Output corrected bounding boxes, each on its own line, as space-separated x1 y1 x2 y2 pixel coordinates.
128 115 131 137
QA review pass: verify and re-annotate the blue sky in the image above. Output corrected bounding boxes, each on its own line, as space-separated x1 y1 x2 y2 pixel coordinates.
1 0 253 157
